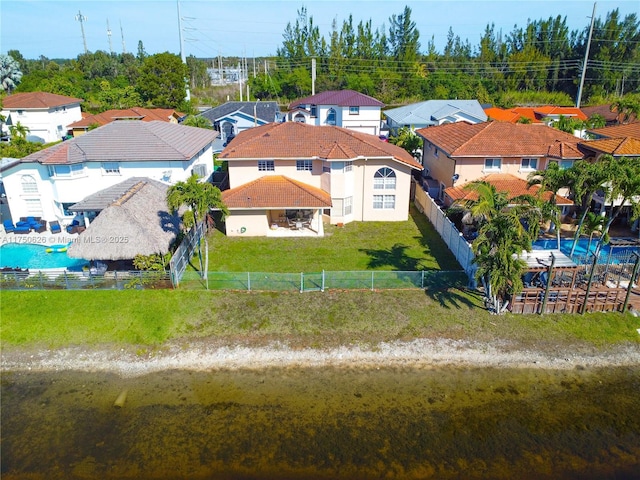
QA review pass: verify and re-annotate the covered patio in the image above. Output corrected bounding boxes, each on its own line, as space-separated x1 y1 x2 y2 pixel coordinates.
221 176 332 237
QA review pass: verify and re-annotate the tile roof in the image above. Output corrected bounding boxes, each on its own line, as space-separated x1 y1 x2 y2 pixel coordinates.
2 91 83 109
586 123 640 141
221 175 332 209
485 106 588 123
290 90 384 109
220 122 422 169
579 137 640 156
416 121 582 158
446 173 573 206
21 120 218 165
580 104 618 122
529 106 588 121
199 101 280 123
68 108 183 128
385 100 487 126
547 141 584 159
484 107 528 123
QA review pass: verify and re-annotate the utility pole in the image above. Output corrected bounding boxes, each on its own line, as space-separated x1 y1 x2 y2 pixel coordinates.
120 20 126 54
576 2 596 108
311 58 316 95
176 0 191 101
107 19 113 54
75 10 88 54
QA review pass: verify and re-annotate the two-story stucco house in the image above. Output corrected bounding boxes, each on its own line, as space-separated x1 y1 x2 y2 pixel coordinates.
2 120 217 225
416 121 584 206
218 122 422 237
286 90 384 137
1 92 83 143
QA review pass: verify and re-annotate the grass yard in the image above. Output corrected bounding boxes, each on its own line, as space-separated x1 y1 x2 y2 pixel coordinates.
2 289 639 350
203 205 461 273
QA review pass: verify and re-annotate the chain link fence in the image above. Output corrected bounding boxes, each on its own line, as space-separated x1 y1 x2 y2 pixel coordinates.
0 270 172 290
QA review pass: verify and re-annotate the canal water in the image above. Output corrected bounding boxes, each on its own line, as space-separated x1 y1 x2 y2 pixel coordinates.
2 365 639 480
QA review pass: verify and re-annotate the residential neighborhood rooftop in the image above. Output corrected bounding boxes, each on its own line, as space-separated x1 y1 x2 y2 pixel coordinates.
68 108 184 129
1 91 83 109
290 90 384 109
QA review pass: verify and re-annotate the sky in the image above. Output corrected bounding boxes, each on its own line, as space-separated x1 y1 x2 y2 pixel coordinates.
1 0 638 60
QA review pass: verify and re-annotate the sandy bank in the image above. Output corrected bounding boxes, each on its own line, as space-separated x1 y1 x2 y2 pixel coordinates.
2 339 639 377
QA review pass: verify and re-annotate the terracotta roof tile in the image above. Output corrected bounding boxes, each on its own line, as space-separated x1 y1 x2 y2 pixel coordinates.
2 91 83 109
290 90 384 109
547 141 584 159
587 123 640 141
446 173 573 205
68 108 182 128
579 137 640 156
484 107 525 123
221 175 332 209
416 121 582 158
221 122 421 169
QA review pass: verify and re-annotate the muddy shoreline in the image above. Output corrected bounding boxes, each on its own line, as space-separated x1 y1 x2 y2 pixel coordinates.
2 338 639 377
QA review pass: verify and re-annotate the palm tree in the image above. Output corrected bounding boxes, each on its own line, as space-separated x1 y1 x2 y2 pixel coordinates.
9 121 29 140
0 54 22 93
462 181 540 313
527 162 569 250
582 211 606 254
598 157 640 248
181 115 213 129
166 173 228 288
564 158 611 256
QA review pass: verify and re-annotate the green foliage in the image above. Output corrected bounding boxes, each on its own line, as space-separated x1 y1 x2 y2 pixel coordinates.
133 253 170 271
182 115 213 129
0 137 46 158
388 127 422 158
137 52 189 108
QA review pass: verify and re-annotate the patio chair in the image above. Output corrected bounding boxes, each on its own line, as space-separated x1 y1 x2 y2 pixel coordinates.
50 220 62 234
34 220 47 234
66 220 80 234
3 219 15 233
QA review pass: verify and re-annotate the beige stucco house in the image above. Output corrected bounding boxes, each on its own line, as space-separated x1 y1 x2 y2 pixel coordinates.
415 121 584 205
219 122 422 237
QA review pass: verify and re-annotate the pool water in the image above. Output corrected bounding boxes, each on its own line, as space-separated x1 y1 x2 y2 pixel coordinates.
533 237 639 258
0 243 88 270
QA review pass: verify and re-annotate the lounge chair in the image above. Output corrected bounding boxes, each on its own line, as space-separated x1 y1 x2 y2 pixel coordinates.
3 219 15 233
34 220 47 233
50 220 62 234
66 220 80 234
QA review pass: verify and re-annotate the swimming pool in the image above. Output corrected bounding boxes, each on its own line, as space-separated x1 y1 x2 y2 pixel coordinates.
0 243 88 270
533 237 640 262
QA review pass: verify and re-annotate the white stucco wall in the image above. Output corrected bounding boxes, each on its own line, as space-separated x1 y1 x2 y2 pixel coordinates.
2 149 213 223
1 103 82 143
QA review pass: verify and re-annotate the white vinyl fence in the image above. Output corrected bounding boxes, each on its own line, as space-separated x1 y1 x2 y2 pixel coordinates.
414 184 477 288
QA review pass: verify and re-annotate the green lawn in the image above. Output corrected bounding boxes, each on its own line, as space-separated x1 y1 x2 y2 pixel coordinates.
204 206 461 273
2 289 639 350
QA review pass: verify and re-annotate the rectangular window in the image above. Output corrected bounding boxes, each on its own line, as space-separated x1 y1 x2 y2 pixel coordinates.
521 158 537 171
102 162 120 175
484 158 501 171
258 160 274 171
344 196 353 215
344 161 353 172
24 198 43 216
373 177 396 190
349 106 359 115
434 147 439 158
373 194 395 209
296 160 313 171
310 105 317 118
48 164 83 177
559 160 574 170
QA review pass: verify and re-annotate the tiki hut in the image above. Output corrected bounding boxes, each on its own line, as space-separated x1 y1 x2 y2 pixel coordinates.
67 177 181 261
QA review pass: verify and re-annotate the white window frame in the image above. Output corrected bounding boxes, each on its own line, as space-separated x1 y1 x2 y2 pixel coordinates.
258 160 275 171
102 162 120 175
24 198 43 216
484 158 501 171
344 196 353 215
373 194 395 210
310 105 317 118
373 167 396 190
349 106 359 115
558 160 574 170
326 108 337 126
48 163 84 177
520 158 537 171
344 161 353 172
296 160 313 171
21 175 38 194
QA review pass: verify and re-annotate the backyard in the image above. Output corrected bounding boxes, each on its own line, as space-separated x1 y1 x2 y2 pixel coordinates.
200 205 461 273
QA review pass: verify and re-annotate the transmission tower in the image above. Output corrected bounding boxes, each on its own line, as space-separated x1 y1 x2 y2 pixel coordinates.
120 20 127 54
107 19 113 54
75 10 88 54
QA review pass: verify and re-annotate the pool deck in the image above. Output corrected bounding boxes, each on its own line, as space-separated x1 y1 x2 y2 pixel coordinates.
1 227 81 248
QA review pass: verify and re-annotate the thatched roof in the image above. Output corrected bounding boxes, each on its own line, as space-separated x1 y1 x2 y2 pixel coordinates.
67 178 181 261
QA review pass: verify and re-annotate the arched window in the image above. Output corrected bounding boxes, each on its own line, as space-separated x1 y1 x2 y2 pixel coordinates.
326 108 336 125
294 113 306 123
222 121 234 141
21 175 38 194
373 168 396 189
